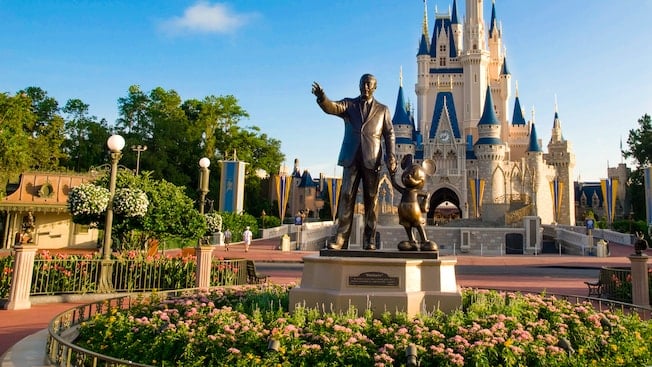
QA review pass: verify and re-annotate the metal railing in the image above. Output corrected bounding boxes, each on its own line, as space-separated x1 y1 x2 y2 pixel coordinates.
28 257 248 296
46 288 651 366
599 266 652 305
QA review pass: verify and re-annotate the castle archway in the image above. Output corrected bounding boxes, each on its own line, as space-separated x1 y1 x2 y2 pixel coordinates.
428 188 461 225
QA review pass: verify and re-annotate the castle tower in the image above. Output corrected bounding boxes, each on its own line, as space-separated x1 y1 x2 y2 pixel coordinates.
459 0 490 139
526 123 554 223
393 70 416 164
474 86 505 205
544 109 576 225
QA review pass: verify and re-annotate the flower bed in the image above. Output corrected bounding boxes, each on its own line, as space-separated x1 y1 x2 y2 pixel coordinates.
74 286 652 366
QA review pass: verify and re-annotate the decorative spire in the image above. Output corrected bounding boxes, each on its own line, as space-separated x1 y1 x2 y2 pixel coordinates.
501 56 510 75
512 91 526 126
400 65 403 87
422 0 429 40
451 0 459 24
392 70 411 126
489 0 498 37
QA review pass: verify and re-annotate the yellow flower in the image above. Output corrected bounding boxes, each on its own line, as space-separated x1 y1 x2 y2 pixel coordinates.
610 344 618 352
504 338 513 347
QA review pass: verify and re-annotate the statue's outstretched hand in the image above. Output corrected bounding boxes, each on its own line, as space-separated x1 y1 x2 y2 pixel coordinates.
312 82 324 99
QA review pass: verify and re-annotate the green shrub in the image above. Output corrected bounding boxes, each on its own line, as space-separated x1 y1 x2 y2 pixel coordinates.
75 287 652 366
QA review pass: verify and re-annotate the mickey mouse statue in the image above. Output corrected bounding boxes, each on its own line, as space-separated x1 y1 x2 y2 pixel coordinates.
390 154 438 251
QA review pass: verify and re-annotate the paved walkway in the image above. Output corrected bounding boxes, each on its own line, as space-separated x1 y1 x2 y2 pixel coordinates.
0 239 648 366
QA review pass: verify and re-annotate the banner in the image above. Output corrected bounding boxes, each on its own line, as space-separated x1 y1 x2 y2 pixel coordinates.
549 178 564 222
275 175 292 220
600 178 619 223
325 177 342 221
219 160 246 213
468 178 485 218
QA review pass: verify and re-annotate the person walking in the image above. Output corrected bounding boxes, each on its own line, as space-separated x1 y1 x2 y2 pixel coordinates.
243 226 252 252
312 74 397 250
223 228 232 251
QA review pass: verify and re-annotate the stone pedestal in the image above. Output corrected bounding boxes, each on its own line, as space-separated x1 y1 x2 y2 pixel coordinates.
5 245 37 310
289 251 462 317
195 246 214 289
628 255 649 307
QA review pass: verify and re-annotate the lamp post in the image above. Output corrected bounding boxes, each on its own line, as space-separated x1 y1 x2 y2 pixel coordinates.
198 157 210 215
131 144 147 175
98 134 125 292
196 157 212 289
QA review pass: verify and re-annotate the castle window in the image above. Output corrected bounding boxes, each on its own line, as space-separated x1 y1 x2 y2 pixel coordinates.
439 57 446 66
440 45 446 53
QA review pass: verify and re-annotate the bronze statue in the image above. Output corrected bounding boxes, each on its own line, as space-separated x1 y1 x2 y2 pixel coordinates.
390 154 438 251
312 74 397 250
20 211 36 244
633 232 649 256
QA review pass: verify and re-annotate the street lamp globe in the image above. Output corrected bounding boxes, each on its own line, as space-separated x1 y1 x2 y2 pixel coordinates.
107 134 125 152
199 157 211 168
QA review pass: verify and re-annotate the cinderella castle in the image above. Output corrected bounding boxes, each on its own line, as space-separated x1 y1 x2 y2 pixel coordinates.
380 0 575 226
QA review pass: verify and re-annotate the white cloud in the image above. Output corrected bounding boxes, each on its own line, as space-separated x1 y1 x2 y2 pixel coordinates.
161 1 256 35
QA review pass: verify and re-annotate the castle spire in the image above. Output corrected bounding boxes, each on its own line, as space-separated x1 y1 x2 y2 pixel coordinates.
451 0 459 24
528 123 542 152
422 0 429 40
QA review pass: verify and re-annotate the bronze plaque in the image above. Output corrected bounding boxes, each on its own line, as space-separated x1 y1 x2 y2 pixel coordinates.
348 272 399 287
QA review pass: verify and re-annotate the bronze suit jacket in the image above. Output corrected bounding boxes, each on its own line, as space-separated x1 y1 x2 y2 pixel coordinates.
317 96 396 170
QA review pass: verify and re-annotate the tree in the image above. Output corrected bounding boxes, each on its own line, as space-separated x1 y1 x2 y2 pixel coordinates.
0 93 35 195
62 99 111 171
20 87 66 170
622 114 652 221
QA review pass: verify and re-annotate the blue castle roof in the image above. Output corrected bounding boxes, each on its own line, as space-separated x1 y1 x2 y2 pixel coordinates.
418 33 429 56
298 170 318 188
528 123 542 152
478 86 500 126
489 1 498 37
512 95 526 125
392 85 411 125
429 92 461 139
501 57 510 75
430 17 457 59
451 0 459 24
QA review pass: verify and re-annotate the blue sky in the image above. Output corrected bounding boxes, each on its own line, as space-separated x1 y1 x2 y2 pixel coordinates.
2 1 651 181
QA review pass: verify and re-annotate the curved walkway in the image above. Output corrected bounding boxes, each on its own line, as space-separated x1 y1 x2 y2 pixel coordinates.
0 240 646 366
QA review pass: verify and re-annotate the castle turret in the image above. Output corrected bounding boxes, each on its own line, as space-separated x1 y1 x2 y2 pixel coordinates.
474 86 505 204
544 108 575 225
393 70 416 164
416 0 430 137
450 0 463 55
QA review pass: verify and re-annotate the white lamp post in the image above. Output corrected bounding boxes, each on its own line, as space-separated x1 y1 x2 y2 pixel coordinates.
198 157 210 215
98 134 124 292
131 144 148 175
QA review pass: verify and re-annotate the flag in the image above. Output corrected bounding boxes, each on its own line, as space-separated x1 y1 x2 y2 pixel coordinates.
469 178 485 218
549 178 563 222
326 177 342 221
275 175 292 220
600 178 618 223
